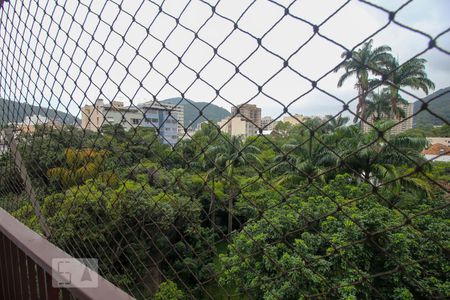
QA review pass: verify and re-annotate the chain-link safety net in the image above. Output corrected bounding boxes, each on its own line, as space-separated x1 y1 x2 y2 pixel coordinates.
0 0 449 299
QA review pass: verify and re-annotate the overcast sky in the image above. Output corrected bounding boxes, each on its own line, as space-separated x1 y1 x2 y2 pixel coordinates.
0 0 449 121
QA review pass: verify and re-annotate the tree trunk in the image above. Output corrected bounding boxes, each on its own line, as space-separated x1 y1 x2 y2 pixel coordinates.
359 91 367 122
228 187 234 235
143 260 162 296
209 175 216 227
390 87 398 118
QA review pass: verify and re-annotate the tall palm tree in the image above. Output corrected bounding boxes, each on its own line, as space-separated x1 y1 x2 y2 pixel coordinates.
382 57 435 117
205 135 261 234
364 88 407 122
335 39 393 122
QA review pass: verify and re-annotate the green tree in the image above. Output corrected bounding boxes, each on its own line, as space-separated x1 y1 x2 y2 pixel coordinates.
335 39 393 122
382 57 435 117
273 134 337 185
324 115 350 132
336 122 429 190
364 88 407 121
154 280 185 300
205 135 261 234
220 175 449 299
46 148 110 189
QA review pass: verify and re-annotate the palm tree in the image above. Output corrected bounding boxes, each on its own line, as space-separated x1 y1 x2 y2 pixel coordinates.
324 115 350 132
337 121 429 183
335 39 393 122
382 57 435 117
364 88 407 122
205 135 261 234
273 132 338 185
47 148 107 188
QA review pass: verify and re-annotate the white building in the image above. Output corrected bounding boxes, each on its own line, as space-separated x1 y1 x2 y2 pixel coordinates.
81 99 184 145
138 101 184 145
261 116 276 131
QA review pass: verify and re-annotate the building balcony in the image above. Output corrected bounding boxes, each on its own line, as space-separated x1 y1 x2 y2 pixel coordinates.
0 208 134 300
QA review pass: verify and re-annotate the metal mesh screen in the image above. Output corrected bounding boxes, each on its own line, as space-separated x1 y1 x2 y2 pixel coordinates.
0 0 449 299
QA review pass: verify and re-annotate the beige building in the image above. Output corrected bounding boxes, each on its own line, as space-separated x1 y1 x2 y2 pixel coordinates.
282 114 307 125
81 99 142 132
218 103 262 138
362 102 414 134
218 116 259 138
231 104 261 127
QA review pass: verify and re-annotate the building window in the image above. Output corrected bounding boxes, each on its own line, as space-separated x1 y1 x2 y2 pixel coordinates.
131 118 140 125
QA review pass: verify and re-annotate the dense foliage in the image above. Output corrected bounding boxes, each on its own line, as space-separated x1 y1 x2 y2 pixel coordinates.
0 40 448 299
1 118 448 299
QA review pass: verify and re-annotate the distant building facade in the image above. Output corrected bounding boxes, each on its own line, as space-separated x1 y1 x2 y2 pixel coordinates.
261 116 275 130
139 101 184 145
82 100 142 132
81 99 184 145
16 114 63 133
362 102 414 134
218 103 261 138
231 104 261 127
282 114 307 125
218 116 258 138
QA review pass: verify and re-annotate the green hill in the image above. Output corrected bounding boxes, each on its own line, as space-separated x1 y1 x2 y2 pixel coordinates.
413 87 450 128
0 98 79 126
161 98 230 128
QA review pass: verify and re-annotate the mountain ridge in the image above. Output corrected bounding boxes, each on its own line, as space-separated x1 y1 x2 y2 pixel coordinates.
0 98 79 126
413 87 450 128
160 98 230 128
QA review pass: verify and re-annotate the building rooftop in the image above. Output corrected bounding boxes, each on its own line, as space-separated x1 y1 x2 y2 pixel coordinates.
422 143 450 156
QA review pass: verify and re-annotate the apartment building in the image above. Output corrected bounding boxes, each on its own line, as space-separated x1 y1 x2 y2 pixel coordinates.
261 116 276 130
81 99 184 145
231 104 261 127
138 101 184 146
362 102 414 134
218 103 261 138
217 116 258 138
81 99 142 132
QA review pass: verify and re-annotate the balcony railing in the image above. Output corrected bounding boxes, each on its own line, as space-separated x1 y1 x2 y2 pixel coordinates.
0 208 134 300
